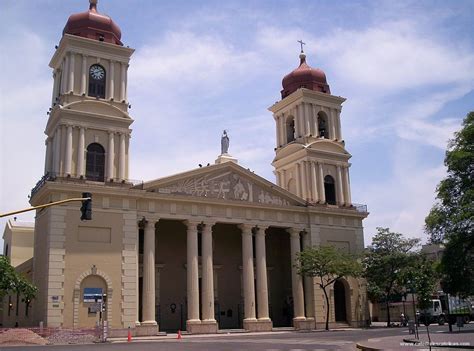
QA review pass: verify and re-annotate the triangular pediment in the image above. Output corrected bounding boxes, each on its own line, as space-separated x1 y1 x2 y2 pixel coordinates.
141 162 305 207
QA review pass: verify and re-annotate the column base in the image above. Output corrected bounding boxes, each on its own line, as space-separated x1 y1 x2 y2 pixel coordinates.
186 319 218 334
293 317 315 330
243 318 273 332
135 324 160 336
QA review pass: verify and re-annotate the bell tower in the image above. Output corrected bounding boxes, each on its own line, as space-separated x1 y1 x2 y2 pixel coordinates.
269 48 353 206
43 0 134 183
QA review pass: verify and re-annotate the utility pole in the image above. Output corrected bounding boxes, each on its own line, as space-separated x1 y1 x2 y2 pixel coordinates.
1 195 92 220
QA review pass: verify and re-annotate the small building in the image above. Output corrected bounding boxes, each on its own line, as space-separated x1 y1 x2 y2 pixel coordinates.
2 219 34 327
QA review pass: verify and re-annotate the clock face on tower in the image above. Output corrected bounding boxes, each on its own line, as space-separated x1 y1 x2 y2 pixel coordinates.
89 65 105 80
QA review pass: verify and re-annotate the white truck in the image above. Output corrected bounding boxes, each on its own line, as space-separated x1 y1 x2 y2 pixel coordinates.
419 295 472 325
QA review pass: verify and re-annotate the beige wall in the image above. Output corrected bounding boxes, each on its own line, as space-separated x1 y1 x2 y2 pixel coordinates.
63 208 125 328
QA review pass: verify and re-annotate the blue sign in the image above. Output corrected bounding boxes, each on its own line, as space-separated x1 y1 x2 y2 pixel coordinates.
84 288 103 303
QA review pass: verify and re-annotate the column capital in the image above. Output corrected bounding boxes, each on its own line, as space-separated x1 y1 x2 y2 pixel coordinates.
184 219 201 229
138 216 159 229
201 222 214 233
238 223 254 235
287 227 304 237
254 225 269 236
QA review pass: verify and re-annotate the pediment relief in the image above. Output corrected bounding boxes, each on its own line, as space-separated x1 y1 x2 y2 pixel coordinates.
64 100 130 119
144 165 303 207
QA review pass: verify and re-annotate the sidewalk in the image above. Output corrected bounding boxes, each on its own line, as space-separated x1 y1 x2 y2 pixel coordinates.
357 330 474 350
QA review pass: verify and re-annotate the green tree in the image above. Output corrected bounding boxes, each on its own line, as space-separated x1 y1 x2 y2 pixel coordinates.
403 254 438 348
296 245 362 330
364 227 420 327
0 256 38 303
425 112 474 296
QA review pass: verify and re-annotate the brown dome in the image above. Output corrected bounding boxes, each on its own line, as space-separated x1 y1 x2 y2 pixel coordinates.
63 0 123 46
281 52 330 99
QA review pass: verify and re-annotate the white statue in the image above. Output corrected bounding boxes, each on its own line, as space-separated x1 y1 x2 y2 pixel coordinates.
221 130 230 154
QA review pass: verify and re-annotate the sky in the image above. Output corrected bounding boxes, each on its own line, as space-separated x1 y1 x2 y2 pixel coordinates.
1 0 473 248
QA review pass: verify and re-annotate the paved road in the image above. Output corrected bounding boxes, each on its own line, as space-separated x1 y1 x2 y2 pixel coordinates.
0 324 472 350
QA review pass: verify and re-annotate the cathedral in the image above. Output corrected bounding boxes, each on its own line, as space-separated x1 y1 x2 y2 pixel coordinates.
3 0 369 335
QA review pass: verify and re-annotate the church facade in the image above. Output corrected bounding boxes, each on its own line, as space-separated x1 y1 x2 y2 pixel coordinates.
6 0 369 334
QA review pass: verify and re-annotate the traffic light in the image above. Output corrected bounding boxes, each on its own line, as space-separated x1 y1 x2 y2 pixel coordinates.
80 192 92 220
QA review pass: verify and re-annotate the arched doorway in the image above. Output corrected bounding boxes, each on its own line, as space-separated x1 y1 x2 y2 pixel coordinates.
78 275 108 327
334 279 347 322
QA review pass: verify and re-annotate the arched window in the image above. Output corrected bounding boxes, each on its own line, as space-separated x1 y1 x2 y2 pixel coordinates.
86 143 105 181
88 64 106 99
318 112 328 138
286 117 296 143
324 175 336 205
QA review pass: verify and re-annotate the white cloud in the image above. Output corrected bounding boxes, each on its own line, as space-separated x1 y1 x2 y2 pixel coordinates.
318 21 474 93
359 142 447 244
0 29 51 234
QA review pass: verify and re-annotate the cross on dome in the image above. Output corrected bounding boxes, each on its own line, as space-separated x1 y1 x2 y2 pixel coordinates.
297 39 306 53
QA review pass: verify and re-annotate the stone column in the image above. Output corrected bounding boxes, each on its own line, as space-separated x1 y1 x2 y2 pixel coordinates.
124 64 129 102
294 106 301 138
255 226 271 327
313 105 319 137
119 133 126 181
336 110 342 140
44 138 52 174
336 165 345 205
302 231 315 321
239 224 256 324
344 165 352 206
305 161 312 201
311 162 319 202
62 55 69 94
120 63 126 102
318 162 325 203
281 169 287 190
80 54 87 95
53 127 61 175
289 228 306 324
300 162 307 200
136 219 141 326
141 219 157 325
330 109 337 140
64 125 73 176
305 103 311 136
279 113 286 145
201 223 217 329
275 171 281 187
107 131 115 181
295 163 302 198
275 115 281 147
77 127 85 178
51 72 57 105
68 52 75 93
186 221 200 324
108 60 115 100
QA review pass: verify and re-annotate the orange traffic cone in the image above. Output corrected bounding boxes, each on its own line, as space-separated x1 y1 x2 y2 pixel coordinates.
127 327 132 342
177 329 182 340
